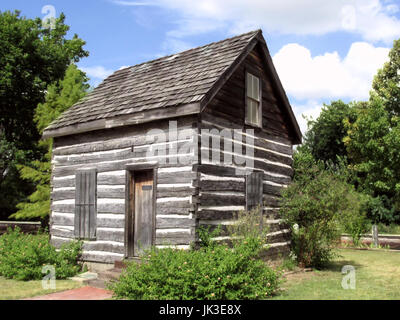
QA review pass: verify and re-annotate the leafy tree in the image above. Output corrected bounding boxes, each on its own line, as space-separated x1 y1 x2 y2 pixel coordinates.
300 100 355 164
12 64 89 220
343 97 400 223
0 10 88 219
280 150 367 267
344 38 400 223
372 39 400 117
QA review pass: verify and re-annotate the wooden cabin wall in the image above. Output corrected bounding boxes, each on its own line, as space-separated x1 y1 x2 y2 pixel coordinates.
198 45 294 251
49 116 198 263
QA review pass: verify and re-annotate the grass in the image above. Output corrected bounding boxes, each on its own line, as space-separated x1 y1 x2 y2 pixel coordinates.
0 277 82 300
272 248 400 300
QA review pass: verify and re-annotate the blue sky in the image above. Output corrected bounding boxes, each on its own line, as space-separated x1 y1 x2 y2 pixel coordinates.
2 0 400 132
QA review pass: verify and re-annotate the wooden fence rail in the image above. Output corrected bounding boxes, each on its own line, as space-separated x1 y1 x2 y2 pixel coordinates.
0 221 42 235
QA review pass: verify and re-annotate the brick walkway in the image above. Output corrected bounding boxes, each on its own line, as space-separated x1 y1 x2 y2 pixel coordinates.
25 286 113 300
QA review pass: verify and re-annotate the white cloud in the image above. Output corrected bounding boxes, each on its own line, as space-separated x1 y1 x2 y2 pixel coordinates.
292 100 324 134
273 42 390 101
113 0 400 44
80 66 114 80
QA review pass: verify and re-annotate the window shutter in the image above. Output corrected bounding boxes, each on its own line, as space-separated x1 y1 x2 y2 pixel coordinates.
245 71 262 127
246 171 264 230
74 169 97 240
245 171 263 211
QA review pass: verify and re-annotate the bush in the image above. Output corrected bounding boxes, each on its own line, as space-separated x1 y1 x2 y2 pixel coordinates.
280 151 367 268
0 227 83 280
110 232 281 300
337 192 370 247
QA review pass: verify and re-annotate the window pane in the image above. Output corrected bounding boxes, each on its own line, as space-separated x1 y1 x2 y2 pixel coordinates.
247 98 260 126
246 97 252 122
247 73 252 98
252 100 259 125
252 76 259 101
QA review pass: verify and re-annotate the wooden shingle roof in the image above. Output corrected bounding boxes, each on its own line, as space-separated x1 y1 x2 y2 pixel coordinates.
43 30 302 143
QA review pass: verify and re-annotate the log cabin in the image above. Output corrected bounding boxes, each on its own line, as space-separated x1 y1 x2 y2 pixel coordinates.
43 30 302 268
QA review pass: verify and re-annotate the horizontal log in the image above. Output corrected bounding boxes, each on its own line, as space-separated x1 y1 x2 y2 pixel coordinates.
83 241 124 254
52 189 75 201
157 172 197 184
51 204 74 213
54 139 194 166
50 226 74 238
54 116 196 153
196 163 292 183
155 234 194 245
52 177 75 188
264 173 291 185
267 229 291 243
200 130 292 164
201 149 293 177
51 236 71 249
81 251 123 263
156 203 194 215
157 187 197 198
199 193 245 206
97 202 125 214
156 217 196 228
53 156 196 177
97 228 125 242
52 240 125 262
263 184 283 196
51 213 74 226
97 189 125 199
97 214 125 228
263 195 281 208
201 112 293 147
97 173 126 185
200 180 244 192
263 208 281 219
195 164 245 177
196 210 240 220
156 200 192 209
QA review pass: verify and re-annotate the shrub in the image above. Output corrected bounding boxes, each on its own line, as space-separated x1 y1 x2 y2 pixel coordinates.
280 151 367 268
339 193 370 246
0 227 82 280
110 233 281 300
226 206 268 241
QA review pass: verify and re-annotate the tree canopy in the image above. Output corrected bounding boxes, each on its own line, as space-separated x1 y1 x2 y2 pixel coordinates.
300 37 400 224
0 10 88 219
372 39 400 117
300 100 355 164
12 64 89 220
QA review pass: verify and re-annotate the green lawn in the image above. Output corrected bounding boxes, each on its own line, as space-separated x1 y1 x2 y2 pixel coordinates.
273 248 400 300
0 277 82 300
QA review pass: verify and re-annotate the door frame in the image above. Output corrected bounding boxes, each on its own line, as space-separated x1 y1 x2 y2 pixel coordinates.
124 162 158 258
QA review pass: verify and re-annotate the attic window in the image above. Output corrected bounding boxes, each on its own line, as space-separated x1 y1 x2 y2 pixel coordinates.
245 72 262 127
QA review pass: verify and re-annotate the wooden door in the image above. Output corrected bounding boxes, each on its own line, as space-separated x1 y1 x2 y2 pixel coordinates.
128 170 154 257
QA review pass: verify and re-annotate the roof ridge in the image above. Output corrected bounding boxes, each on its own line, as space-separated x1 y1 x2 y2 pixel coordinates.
111 29 261 75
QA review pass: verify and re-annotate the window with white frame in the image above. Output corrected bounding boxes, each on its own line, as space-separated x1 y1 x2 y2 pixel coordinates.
246 72 261 127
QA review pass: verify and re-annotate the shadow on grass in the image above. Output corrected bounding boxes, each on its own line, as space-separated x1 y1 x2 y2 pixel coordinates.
323 259 363 272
